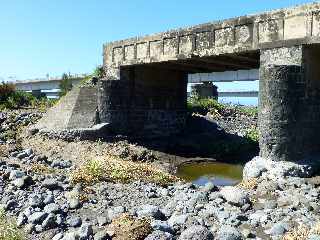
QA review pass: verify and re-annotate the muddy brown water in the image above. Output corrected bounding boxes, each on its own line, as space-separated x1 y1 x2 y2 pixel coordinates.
176 161 243 186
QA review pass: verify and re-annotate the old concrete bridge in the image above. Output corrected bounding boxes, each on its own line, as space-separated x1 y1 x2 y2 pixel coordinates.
99 3 320 163
38 3 320 164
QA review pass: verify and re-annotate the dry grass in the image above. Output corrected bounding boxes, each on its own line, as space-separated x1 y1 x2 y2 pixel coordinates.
282 223 320 240
28 163 56 175
237 178 258 190
282 226 310 240
70 156 180 186
0 145 8 157
0 208 25 240
109 214 152 240
311 222 320 235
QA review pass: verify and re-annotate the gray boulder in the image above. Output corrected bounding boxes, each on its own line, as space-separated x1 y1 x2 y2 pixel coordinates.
220 186 250 207
44 203 60 213
136 205 163 219
217 225 243 240
28 212 47 224
78 223 93 240
145 231 173 240
178 225 214 240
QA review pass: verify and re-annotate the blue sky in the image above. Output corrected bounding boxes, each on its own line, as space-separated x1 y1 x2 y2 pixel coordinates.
0 0 316 81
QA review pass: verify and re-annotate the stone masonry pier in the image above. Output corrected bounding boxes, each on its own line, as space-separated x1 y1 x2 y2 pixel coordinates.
99 3 320 162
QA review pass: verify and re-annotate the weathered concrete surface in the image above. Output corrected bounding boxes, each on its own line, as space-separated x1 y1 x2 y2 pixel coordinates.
35 86 98 131
98 2 320 161
259 45 320 162
104 2 320 79
98 66 188 137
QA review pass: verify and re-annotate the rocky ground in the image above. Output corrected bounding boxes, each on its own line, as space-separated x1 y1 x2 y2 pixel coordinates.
1 108 320 240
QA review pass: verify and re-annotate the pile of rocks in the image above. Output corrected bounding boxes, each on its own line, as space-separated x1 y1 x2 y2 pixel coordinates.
0 110 42 143
1 146 320 239
208 106 258 137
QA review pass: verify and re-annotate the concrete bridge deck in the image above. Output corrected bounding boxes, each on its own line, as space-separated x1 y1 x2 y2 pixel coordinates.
104 2 320 78
97 2 320 163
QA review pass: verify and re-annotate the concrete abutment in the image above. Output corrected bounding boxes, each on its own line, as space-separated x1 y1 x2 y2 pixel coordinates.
98 65 188 137
259 45 320 162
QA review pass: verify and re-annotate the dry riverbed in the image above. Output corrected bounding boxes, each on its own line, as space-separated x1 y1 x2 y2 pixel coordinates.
1 108 320 240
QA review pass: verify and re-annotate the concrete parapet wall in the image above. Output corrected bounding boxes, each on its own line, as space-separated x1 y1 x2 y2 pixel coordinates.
104 2 320 75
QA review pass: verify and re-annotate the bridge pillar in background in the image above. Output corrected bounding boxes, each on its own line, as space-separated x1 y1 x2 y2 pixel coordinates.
259 46 320 162
98 66 188 137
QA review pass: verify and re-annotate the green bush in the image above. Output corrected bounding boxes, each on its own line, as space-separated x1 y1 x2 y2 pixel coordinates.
0 91 37 109
59 73 73 97
93 66 104 78
0 82 15 102
245 127 259 143
187 98 224 115
0 81 56 110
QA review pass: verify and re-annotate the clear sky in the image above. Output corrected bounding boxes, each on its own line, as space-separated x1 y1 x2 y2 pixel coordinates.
0 0 316 81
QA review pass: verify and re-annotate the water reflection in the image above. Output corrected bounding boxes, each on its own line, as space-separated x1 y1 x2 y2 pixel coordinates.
177 162 243 186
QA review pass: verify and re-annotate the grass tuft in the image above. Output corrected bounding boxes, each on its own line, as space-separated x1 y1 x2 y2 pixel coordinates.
110 213 152 240
70 156 180 186
0 208 25 240
282 226 310 240
237 178 258 190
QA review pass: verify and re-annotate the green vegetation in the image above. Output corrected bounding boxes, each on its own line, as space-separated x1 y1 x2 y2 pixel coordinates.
70 157 180 186
92 66 105 79
80 66 105 86
59 73 73 97
235 105 258 117
0 82 57 111
245 127 259 143
0 208 25 240
187 97 258 118
187 97 224 115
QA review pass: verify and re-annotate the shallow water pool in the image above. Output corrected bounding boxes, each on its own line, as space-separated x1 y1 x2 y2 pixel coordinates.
176 162 243 186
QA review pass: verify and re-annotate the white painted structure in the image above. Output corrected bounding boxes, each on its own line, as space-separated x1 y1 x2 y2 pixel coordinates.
14 74 87 98
188 69 259 83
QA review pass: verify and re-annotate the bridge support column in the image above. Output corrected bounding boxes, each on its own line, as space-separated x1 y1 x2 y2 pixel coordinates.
98 66 188 137
259 46 320 162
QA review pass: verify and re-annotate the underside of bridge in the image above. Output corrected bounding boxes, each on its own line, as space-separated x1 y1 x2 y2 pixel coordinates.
97 3 320 163
99 45 320 163
98 51 260 137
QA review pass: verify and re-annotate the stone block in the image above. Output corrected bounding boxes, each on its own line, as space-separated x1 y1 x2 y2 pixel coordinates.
284 15 307 39
113 47 123 64
150 40 162 57
179 35 193 54
124 45 135 60
195 31 211 50
137 42 148 59
235 24 253 45
215 27 234 46
258 19 283 43
164 38 177 56
312 12 320 36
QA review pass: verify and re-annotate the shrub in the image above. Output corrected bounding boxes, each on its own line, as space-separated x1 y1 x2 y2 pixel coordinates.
59 73 73 97
245 127 259 143
0 91 37 109
93 66 105 79
0 82 15 102
187 97 224 115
